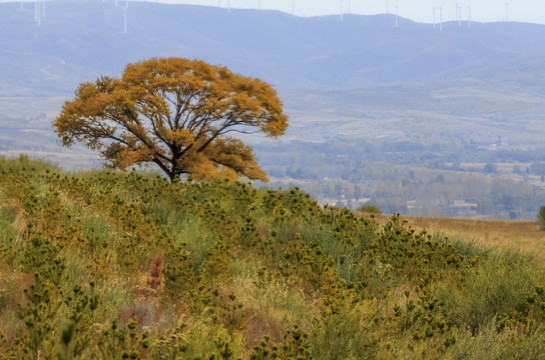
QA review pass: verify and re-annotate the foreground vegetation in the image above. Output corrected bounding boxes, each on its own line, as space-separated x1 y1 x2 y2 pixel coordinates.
1 156 545 359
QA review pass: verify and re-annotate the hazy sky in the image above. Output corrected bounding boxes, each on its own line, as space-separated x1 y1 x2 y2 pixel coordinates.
152 0 545 24
2 0 544 24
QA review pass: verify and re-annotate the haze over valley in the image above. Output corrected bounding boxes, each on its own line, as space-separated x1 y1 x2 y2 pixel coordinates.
2 0 545 218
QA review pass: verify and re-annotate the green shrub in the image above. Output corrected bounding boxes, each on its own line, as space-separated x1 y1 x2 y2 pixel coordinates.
537 206 545 230
449 322 545 360
438 250 544 334
356 204 382 214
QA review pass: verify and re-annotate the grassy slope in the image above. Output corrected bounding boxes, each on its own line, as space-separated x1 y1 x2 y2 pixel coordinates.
1 156 545 359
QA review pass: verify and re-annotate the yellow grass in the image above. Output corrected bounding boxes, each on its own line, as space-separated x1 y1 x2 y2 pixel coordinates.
361 213 545 259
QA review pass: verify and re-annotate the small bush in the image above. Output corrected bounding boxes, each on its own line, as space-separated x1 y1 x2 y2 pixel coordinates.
537 206 545 230
356 204 382 214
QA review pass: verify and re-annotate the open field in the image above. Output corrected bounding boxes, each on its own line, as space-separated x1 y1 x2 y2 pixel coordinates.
366 213 545 259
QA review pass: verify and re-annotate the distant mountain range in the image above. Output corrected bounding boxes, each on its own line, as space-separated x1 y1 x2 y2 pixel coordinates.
1 0 545 166
2 0 545 94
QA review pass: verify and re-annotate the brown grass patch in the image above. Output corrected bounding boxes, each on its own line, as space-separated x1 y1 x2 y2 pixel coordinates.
243 307 283 348
0 195 26 235
0 269 32 309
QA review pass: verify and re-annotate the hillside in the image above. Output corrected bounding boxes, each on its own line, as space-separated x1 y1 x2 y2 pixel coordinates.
2 156 545 359
2 1 545 92
2 1 545 146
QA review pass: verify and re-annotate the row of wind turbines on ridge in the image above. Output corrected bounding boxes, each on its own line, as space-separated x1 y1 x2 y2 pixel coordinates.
431 2 510 31
22 0 130 34
218 0 512 30
22 0 512 34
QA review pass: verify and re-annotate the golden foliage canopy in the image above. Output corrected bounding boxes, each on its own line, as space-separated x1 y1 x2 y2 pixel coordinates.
54 57 288 181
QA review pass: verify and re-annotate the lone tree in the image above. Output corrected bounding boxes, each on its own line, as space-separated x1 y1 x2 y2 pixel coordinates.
54 57 288 182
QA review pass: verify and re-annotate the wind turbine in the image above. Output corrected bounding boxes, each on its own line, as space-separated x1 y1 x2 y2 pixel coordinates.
456 2 462 26
430 1 444 31
291 0 295 16
123 1 128 34
467 0 471 28
439 6 443 31
34 0 41 26
340 0 344 21
505 2 509 22
394 4 399 28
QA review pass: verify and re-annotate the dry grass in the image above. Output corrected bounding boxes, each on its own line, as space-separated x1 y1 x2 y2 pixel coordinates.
361 213 545 259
